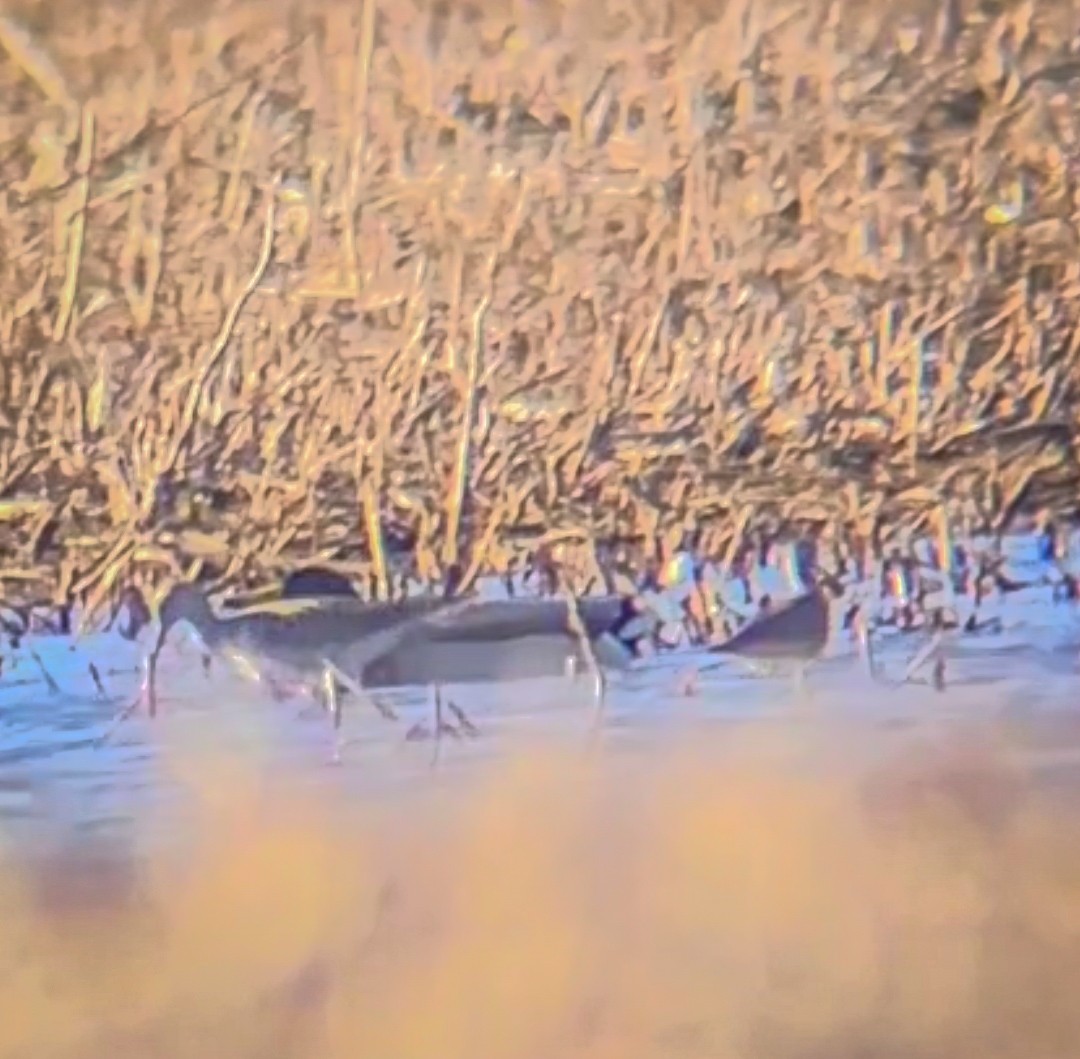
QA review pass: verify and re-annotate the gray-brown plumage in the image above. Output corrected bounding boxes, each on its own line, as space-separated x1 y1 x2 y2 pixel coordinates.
362 596 634 687
144 584 641 748
707 589 832 668
147 585 460 723
700 576 865 696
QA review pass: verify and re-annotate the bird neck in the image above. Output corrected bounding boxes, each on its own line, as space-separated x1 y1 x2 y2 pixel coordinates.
162 589 223 648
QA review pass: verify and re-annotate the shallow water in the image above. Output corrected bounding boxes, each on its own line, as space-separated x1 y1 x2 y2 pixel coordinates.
4 572 1080 1058
1 568 1078 857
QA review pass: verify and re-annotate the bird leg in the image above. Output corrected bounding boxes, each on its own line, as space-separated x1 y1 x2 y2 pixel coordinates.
319 665 344 764
589 667 607 734
561 585 608 732
791 662 810 707
293 685 328 720
679 656 732 697
98 696 142 747
851 606 883 683
146 643 165 717
28 648 61 695
675 665 700 696
97 654 153 747
931 651 948 692
446 698 480 738
429 685 471 767
319 658 398 722
901 631 946 688
88 662 108 701
431 684 443 768
172 624 213 678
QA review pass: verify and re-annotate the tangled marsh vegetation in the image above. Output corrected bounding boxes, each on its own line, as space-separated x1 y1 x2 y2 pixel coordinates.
2 0 1080 612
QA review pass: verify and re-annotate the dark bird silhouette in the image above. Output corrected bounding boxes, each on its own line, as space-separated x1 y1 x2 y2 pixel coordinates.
696 574 872 695
707 588 832 674
131 583 651 756
281 567 359 599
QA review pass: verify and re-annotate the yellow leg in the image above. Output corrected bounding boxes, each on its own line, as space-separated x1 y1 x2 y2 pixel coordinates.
320 664 343 764
431 684 443 769
792 662 810 707
320 658 397 722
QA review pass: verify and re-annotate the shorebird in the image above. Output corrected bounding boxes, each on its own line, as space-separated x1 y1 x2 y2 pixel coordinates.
705 585 837 690
128 582 652 756
144 584 466 724
361 595 637 689
273 565 645 687
686 572 875 698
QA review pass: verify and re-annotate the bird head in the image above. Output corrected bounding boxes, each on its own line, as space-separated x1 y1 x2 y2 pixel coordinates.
115 586 152 642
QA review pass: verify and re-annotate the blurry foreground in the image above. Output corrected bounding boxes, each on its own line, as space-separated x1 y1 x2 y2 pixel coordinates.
3 705 1080 1059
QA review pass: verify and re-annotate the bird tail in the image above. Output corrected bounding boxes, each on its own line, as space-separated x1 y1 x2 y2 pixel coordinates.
705 639 737 656
591 631 636 671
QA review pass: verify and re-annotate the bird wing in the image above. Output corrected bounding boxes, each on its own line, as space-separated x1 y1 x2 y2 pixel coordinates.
224 597 329 621
709 591 829 659
419 595 631 643
574 596 628 638
418 597 567 641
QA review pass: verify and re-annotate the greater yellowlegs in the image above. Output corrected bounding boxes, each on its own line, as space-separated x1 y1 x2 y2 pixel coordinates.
128 582 648 756
689 569 876 697
145 584 463 727
704 585 835 693
361 595 635 688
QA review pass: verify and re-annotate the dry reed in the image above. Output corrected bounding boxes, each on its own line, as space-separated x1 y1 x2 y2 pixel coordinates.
2 0 1080 612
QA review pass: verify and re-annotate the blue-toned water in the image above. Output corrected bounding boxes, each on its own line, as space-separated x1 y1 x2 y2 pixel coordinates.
2 539 1079 858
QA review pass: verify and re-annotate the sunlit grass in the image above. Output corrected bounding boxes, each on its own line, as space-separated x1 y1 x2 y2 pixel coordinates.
1 0 1079 606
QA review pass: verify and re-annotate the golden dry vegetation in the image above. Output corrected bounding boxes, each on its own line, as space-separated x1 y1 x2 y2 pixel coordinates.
2 0 1080 612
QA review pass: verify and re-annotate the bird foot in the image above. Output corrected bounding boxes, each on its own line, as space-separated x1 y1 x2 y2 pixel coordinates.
675 667 699 697
405 720 464 742
371 694 398 722
446 700 480 737
266 677 300 703
931 657 947 693
88 662 108 701
97 687 146 747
